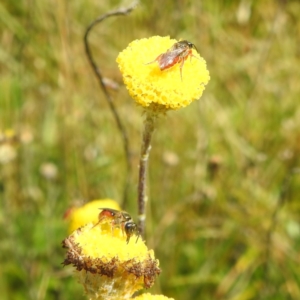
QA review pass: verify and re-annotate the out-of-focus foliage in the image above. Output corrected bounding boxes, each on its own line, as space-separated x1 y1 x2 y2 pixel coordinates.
0 0 300 299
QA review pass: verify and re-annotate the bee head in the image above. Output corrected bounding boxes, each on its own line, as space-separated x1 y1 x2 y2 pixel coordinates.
178 40 198 53
124 222 139 244
187 41 198 52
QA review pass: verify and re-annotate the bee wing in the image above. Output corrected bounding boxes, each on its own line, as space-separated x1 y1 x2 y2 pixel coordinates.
158 48 185 70
98 208 118 213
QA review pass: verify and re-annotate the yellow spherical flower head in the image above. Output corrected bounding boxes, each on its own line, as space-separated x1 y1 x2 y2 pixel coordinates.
64 199 120 233
62 213 160 299
116 36 210 111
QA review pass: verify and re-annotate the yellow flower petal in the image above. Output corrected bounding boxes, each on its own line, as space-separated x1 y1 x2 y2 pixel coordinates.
116 36 210 111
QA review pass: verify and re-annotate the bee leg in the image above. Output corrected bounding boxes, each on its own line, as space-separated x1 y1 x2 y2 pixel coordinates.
92 221 100 229
92 216 106 228
191 53 200 61
144 59 156 65
135 234 140 243
111 221 117 236
179 58 186 81
92 213 107 228
144 54 162 65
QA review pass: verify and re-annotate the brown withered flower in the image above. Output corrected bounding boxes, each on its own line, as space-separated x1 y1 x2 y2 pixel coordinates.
62 222 161 300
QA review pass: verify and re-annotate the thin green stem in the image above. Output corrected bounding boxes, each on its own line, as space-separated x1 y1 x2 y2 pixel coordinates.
137 111 157 238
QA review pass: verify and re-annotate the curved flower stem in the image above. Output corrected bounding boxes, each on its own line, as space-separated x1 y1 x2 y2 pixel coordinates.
83 1 138 208
138 111 157 237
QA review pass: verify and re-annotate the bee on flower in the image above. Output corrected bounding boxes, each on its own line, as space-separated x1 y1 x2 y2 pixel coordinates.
93 208 140 243
146 40 200 81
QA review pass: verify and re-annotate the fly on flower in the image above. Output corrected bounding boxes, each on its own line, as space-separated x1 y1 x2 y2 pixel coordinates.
93 208 139 244
146 40 199 81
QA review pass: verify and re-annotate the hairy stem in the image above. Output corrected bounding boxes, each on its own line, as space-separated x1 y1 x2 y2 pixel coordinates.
138 111 157 237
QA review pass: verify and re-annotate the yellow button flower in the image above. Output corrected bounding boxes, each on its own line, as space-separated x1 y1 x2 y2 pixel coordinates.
116 36 210 111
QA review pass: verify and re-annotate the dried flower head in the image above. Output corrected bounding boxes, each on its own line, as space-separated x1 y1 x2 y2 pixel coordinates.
116 36 210 111
62 221 160 299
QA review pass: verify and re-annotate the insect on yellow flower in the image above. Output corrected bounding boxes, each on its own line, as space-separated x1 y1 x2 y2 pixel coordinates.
93 208 140 244
116 36 210 110
146 40 199 81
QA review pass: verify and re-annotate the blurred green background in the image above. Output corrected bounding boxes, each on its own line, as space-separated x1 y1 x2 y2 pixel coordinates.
1 0 300 299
